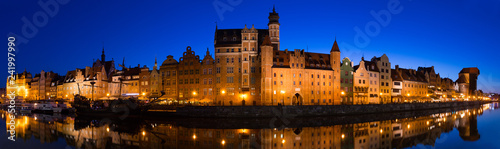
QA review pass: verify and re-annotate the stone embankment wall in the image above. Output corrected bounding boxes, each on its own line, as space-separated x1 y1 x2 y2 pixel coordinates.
176 101 489 118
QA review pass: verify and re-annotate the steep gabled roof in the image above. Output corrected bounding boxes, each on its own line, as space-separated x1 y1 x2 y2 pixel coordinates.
459 67 480 74
330 39 340 52
363 61 379 72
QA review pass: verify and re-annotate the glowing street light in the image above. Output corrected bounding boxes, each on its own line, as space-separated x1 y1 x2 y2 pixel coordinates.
221 140 226 145
280 90 285 105
241 94 247 105
221 90 226 106
341 134 345 139
282 139 285 144
341 91 345 95
193 134 197 139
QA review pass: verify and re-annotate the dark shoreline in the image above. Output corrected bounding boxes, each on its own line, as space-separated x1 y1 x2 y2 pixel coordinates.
170 101 491 118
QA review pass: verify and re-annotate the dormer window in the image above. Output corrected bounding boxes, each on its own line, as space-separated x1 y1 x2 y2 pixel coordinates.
233 37 236 41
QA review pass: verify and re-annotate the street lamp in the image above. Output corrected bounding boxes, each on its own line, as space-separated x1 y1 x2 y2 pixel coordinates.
192 91 197 105
341 91 345 105
221 90 225 106
241 94 247 106
280 90 285 105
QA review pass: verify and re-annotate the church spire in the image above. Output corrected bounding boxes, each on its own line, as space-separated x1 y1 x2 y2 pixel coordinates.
101 45 106 62
153 57 158 70
330 37 340 52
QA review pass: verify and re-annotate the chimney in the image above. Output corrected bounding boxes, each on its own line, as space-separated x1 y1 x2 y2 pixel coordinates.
395 65 399 70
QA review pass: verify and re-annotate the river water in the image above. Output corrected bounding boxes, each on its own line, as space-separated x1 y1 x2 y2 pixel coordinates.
1 102 499 149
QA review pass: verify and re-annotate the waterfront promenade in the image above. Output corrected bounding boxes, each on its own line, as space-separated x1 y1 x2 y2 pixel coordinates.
172 101 490 118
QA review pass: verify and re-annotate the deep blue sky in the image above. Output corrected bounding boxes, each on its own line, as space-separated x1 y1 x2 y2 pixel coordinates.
1 0 499 93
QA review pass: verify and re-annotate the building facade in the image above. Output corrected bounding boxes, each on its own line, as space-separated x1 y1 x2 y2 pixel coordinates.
392 65 429 102
353 61 369 104
372 54 391 104
213 8 342 106
340 57 353 104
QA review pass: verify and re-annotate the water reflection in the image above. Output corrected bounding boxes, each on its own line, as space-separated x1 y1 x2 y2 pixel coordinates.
2 103 498 149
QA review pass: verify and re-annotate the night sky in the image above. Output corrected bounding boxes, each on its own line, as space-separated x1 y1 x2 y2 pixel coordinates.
1 0 499 93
